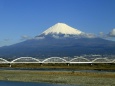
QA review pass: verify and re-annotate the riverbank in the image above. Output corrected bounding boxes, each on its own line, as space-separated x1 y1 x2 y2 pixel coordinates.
0 63 115 70
0 70 115 86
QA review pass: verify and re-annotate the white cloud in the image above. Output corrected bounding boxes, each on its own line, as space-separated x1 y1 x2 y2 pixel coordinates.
35 36 45 40
0 38 11 47
64 34 69 37
99 32 104 36
4 38 10 42
83 33 96 38
52 35 59 39
99 32 108 38
21 35 31 40
108 28 115 37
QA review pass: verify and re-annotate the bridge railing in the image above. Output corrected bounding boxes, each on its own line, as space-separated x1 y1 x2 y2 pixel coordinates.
0 57 114 64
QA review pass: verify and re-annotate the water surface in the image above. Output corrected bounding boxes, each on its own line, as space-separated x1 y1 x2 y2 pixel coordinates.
0 81 79 86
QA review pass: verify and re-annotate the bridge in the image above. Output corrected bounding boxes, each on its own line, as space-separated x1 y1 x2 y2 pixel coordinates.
0 56 114 64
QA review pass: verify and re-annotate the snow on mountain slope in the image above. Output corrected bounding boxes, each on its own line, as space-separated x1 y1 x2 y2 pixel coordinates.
36 23 96 39
42 23 83 35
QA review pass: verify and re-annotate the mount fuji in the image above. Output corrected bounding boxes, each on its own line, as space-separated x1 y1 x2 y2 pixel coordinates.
36 23 95 39
0 23 115 58
39 23 83 35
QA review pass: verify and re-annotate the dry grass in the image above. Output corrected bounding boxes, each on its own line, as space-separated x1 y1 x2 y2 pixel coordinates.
3 63 115 70
0 70 115 86
0 63 115 70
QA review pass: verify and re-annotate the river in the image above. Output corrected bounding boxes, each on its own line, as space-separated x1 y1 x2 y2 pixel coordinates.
0 81 79 86
0 67 115 73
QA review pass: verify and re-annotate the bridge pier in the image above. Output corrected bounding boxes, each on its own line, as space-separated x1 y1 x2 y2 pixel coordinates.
67 63 70 66
9 63 12 67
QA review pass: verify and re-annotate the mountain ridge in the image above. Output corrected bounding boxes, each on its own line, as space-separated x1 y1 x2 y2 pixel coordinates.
0 23 115 58
0 37 115 58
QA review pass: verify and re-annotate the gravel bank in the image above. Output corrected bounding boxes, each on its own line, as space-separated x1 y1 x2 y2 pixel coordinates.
0 70 115 86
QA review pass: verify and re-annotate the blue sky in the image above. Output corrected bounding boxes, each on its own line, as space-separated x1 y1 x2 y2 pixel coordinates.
0 0 115 46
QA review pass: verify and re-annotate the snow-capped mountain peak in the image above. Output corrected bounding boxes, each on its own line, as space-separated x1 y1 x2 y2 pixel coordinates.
42 23 83 35
35 23 96 39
